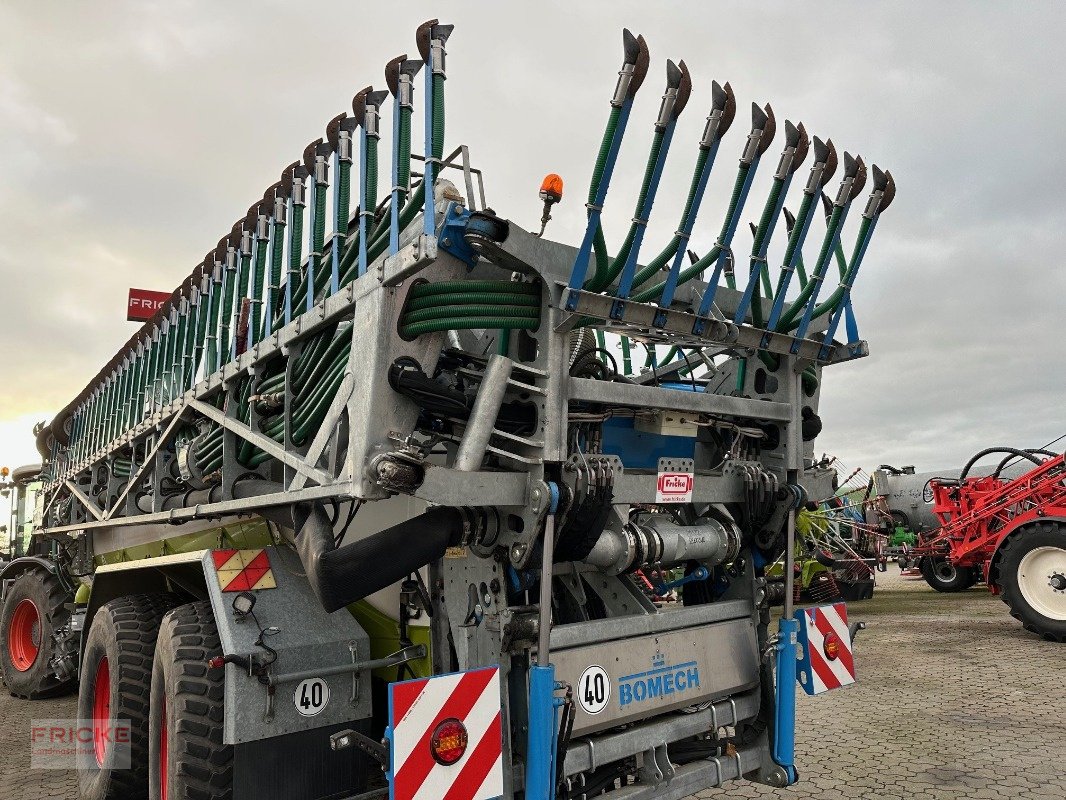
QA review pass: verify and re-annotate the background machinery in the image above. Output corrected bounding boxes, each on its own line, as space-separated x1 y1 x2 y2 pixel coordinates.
880 448 1066 641
0 20 893 800
1 464 44 565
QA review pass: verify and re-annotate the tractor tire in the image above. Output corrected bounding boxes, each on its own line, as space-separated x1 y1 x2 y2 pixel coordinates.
0 569 75 698
997 523 1066 642
78 593 183 800
149 601 233 800
919 557 976 593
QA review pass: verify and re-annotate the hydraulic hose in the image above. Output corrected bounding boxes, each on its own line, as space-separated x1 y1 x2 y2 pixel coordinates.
992 449 1056 478
960 447 1045 481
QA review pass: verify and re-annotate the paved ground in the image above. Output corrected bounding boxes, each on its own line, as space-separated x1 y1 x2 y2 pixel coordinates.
2 571 1065 799
696 570 1066 799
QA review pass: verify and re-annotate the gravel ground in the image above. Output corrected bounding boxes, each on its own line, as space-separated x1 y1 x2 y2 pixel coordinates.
2 570 1064 799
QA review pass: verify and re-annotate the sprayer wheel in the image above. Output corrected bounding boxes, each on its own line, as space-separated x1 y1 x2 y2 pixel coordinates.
997 523 1066 642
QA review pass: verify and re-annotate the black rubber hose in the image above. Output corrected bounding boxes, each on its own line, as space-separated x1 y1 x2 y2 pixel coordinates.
232 480 463 613
992 449 1057 479
141 479 465 612
959 447 1043 481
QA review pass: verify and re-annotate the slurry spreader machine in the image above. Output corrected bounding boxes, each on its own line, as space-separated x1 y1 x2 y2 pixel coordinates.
0 20 892 800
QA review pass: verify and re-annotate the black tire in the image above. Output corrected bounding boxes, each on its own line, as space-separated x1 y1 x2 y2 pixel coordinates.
997 523 1066 642
149 601 232 800
919 557 976 593
0 569 75 698
78 593 183 800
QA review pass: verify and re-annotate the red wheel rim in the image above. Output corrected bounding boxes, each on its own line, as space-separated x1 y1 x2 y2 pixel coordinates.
8 599 41 672
92 656 111 766
159 697 168 800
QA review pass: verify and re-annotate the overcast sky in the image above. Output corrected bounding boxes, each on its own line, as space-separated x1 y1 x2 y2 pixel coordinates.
2 1 1066 488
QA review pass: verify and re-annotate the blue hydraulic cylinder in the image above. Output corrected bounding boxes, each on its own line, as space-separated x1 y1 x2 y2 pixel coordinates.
772 616 799 785
761 202 819 349
526 663 558 800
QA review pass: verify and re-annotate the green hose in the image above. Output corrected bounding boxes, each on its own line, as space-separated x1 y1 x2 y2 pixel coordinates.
249 236 268 345
585 128 665 292
401 317 537 338
775 204 847 333
404 304 539 325
630 162 753 303
405 292 538 312
336 160 351 234
746 177 785 328
585 106 621 289
410 280 539 298
399 281 542 338
398 106 412 195
629 146 710 289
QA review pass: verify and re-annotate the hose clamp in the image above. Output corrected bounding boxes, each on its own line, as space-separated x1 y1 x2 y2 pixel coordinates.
804 161 826 194
611 63 635 108
774 147 796 180
314 158 329 184
741 129 763 164
655 88 678 131
291 180 306 206
833 175 854 206
364 106 380 139
700 109 723 149
398 76 414 109
431 39 447 76
863 189 884 219
337 132 353 164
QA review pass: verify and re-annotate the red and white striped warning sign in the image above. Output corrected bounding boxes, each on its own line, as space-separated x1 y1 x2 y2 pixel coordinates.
796 602 856 695
388 666 503 800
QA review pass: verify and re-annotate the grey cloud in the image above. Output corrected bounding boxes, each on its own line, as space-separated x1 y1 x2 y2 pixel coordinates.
2 0 1066 474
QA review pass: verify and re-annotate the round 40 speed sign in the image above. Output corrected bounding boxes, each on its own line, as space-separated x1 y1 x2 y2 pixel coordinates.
577 665 611 715
294 677 330 717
